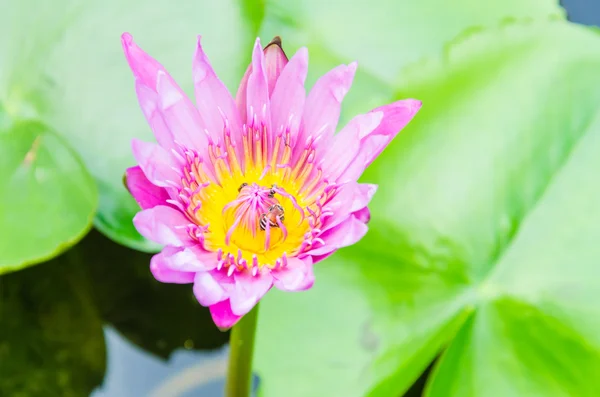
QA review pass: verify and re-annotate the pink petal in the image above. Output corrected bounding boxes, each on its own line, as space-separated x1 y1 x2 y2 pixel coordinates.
319 182 359 231
131 139 181 188
320 182 377 231
235 37 289 119
125 166 170 209
194 270 234 306
235 64 251 120
353 207 371 223
361 99 422 168
135 82 177 152
270 47 308 146
121 32 161 89
350 183 377 224
163 245 217 272
338 99 422 183
122 33 207 152
352 184 378 212
209 299 242 329
133 205 192 246
155 70 209 152
295 62 356 153
150 247 196 284
272 257 314 291
310 251 335 265
320 112 382 182
349 184 373 224
229 270 273 316
246 38 272 149
307 215 368 257
263 37 288 95
192 36 244 158
335 152 366 186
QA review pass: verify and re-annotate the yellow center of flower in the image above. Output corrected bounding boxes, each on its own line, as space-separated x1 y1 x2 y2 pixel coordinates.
178 126 330 270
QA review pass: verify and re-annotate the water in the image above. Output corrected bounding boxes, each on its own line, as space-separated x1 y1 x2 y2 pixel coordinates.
562 0 600 26
0 229 236 396
91 328 228 397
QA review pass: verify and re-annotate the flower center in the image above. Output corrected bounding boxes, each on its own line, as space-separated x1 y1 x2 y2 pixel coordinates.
173 116 336 271
177 150 319 270
221 182 300 252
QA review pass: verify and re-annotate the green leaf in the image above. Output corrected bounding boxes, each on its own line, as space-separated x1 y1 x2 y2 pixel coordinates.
0 120 97 273
423 34 600 392
262 0 563 83
258 0 564 118
0 254 106 396
255 20 600 397
255 245 472 397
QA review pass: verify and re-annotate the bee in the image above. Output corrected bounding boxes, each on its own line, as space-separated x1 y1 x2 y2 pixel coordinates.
260 204 285 230
238 182 248 192
268 184 277 198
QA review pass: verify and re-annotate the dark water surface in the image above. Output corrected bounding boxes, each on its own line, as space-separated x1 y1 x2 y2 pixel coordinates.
1 229 232 396
1 1 597 396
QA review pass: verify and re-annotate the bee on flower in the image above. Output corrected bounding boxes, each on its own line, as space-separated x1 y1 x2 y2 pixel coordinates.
122 33 421 329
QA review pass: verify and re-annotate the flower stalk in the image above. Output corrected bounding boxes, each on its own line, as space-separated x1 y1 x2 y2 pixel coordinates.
225 303 259 397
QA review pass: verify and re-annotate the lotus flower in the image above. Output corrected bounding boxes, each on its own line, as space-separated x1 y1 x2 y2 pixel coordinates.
122 34 421 328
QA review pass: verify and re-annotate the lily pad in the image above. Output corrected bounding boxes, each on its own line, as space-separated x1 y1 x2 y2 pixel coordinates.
258 0 564 117
255 20 600 397
0 120 97 273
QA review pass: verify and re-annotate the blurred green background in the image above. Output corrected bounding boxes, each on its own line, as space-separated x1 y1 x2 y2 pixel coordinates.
2 0 600 396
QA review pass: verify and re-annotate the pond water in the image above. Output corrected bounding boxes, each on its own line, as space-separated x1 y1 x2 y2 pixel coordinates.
1 1 598 396
1 229 239 396
563 0 600 26
91 328 228 397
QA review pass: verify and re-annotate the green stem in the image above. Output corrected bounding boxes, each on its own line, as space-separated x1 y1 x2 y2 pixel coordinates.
225 303 259 397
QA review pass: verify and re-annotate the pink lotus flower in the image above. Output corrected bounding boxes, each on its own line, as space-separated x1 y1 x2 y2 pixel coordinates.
122 34 421 329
